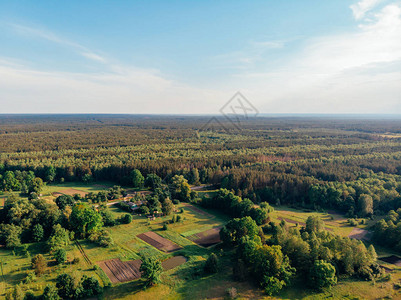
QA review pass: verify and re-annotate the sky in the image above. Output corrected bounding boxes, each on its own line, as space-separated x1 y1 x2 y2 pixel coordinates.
0 0 400 114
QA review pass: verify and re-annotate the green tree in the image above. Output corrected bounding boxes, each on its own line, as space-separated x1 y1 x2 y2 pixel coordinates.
55 195 75 210
2 171 20 191
47 224 70 251
204 253 219 274
171 175 191 202
28 177 44 194
80 275 103 297
161 198 174 216
144 174 162 189
120 213 133 224
358 194 374 216
188 168 200 185
131 169 144 188
140 257 163 286
53 248 67 265
220 217 259 245
32 224 44 242
0 224 22 248
309 260 337 289
306 216 324 233
56 273 82 299
45 166 57 182
70 203 103 237
262 276 284 296
43 284 61 300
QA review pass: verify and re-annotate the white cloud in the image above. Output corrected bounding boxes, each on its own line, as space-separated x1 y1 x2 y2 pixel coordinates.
0 58 227 113
231 2 401 114
9 23 107 63
351 0 385 20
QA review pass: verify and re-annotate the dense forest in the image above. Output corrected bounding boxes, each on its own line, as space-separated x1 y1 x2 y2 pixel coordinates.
1 115 401 217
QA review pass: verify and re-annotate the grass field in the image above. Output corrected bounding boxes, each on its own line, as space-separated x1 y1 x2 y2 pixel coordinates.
41 181 115 197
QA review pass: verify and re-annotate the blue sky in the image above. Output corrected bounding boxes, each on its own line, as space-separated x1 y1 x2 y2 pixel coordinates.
0 0 400 114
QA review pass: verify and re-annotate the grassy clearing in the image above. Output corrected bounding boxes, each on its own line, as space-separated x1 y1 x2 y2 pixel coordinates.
270 206 357 237
41 181 115 197
0 242 101 298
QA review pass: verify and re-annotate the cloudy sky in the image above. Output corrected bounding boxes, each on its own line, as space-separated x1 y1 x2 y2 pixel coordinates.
0 0 400 114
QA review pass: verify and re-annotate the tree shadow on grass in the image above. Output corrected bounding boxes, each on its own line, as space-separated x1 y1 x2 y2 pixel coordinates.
101 279 146 299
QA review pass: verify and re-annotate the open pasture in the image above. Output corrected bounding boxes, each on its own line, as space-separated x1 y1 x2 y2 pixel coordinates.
137 231 182 253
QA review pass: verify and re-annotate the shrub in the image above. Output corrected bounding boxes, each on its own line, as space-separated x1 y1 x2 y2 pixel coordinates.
24 271 37 284
72 257 80 265
120 214 133 224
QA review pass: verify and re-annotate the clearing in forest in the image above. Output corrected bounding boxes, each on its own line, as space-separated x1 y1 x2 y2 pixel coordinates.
181 203 214 218
137 231 182 252
98 258 142 284
348 228 372 240
187 227 222 247
52 188 88 197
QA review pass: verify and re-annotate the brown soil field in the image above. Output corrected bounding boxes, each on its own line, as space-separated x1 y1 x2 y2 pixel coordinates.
380 255 401 267
162 256 187 271
348 228 372 240
52 188 88 197
98 258 142 284
188 227 222 247
137 231 182 252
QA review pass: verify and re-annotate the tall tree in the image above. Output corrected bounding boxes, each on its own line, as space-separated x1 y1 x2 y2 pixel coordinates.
140 257 163 286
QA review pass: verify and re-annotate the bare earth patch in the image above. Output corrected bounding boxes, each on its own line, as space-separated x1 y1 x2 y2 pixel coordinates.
137 231 182 252
348 228 372 240
188 227 222 247
162 256 187 270
52 188 87 197
98 258 142 284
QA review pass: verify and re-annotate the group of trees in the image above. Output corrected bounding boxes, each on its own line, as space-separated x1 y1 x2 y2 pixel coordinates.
0 192 118 250
373 208 401 251
267 216 381 284
0 170 44 196
202 189 271 225
220 215 381 295
220 217 295 295
50 273 102 299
